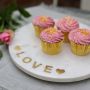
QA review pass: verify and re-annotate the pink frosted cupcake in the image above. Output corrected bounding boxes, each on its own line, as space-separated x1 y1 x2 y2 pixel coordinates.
56 16 79 42
40 27 64 55
32 16 55 37
69 28 90 56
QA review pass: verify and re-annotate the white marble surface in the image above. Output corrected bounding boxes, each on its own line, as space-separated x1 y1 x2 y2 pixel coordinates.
0 6 90 90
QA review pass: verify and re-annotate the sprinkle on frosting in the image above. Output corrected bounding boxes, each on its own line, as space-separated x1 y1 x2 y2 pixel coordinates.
56 16 79 32
32 16 55 28
40 27 64 43
69 28 90 45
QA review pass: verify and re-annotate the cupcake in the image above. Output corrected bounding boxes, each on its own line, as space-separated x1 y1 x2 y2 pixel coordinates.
69 28 90 56
40 27 64 55
56 16 79 42
32 16 55 37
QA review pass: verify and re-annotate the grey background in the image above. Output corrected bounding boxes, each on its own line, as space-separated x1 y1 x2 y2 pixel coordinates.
0 6 90 90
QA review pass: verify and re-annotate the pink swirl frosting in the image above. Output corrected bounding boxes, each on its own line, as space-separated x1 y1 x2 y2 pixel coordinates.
69 29 90 45
40 27 64 43
32 16 55 28
56 16 79 32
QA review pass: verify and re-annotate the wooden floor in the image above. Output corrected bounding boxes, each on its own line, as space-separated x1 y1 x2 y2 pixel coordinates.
0 0 80 8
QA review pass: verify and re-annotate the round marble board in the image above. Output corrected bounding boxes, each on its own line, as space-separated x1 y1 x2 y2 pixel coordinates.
9 21 90 82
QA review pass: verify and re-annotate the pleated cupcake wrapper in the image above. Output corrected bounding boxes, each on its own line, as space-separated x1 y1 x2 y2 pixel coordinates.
41 40 63 55
33 25 54 37
70 41 90 56
62 32 69 43
33 25 43 37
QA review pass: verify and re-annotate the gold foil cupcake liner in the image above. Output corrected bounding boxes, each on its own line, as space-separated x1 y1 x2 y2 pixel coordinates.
33 25 43 37
41 40 63 55
63 32 69 43
70 41 90 56
33 25 55 37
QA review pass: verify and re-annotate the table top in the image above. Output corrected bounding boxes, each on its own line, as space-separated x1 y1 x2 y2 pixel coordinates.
0 6 90 90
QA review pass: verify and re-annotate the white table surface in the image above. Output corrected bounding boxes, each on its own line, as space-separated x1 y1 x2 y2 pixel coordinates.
0 6 90 90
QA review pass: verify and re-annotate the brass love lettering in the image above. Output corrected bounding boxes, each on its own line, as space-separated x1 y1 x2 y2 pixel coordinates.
44 65 53 73
16 52 24 57
14 45 22 51
23 57 32 63
32 61 42 69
